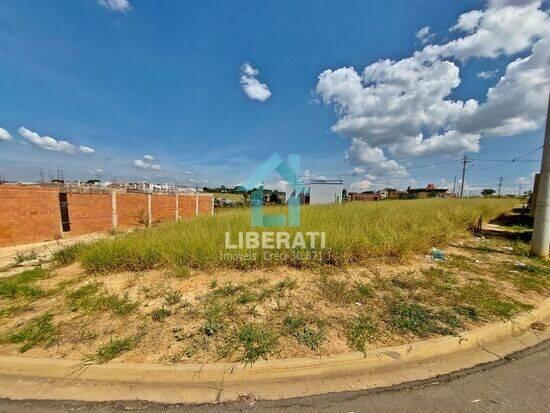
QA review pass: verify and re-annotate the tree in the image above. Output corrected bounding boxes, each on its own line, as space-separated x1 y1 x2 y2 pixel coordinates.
342 188 348 200
481 188 496 196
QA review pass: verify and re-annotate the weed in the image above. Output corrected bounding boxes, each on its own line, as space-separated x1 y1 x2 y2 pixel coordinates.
0 304 33 318
67 283 138 316
2 313 56 352
284 314 325 350
390 302 457 337
164 289 183 306
52 243 85 266
459 280 532 319
237 323 278 363
317 275 373 304
151 307 171 321
347 314 378 353
275 277 297 292
91 336 136 363
15 250 37 264
453 305 479 321
0 268 47 299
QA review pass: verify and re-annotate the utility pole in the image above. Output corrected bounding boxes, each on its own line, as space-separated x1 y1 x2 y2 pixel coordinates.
459 156 468 198
518 184 523 196
531 91 550 258
498 176 503 196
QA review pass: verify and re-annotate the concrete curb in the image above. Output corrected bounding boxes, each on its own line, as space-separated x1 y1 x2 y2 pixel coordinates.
0 297 549 404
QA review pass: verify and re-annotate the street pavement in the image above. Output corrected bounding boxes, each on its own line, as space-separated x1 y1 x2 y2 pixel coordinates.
1 339 549 413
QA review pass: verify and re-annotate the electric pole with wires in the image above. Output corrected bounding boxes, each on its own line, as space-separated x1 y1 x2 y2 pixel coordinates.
459 156 469 197
498 176 503 196
531 91 550 258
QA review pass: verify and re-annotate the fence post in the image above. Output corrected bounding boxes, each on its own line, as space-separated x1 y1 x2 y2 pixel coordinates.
147 193 152 227
175 192 179 221
195 193 199 216
111 190 118 231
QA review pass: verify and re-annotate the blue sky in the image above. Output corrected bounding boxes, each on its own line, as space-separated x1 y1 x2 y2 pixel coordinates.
0 0 548 194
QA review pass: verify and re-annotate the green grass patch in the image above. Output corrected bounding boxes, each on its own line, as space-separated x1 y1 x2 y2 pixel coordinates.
317 275 373 304
459 280 532 319
90 336 136 363
0 268 48 299
284 314 325 350
237 323 278 363
346 314 379 353
1 313 57 352
390 302 459 337
52 243 86 266
151 307 170 321
66 283 138 316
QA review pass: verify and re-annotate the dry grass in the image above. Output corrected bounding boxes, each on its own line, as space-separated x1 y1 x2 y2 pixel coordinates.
75 198 517 272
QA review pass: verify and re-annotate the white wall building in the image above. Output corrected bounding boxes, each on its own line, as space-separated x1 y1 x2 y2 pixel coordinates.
285 179 344 205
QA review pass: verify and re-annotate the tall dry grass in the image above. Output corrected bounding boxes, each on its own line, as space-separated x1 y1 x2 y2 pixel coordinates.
78 198 518 272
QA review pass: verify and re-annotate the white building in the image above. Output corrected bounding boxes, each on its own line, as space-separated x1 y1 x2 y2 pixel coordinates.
285 179 344 205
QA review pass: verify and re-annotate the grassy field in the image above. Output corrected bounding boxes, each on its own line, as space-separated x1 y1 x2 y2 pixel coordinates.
68 198 518 272
1 197 548 364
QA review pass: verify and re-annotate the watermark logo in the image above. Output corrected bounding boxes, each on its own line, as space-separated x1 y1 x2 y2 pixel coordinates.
223 153 329 263
237 153 303 227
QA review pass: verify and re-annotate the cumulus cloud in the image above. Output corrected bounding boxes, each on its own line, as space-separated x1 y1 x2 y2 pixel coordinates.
79 145 95 154
0 127 11 141
416 26 434 44
98 0 132 12
18 127 95 155
477 69 499 79
316 0 550 175
134 155 161 170
240 63 272 101
349 179 374 192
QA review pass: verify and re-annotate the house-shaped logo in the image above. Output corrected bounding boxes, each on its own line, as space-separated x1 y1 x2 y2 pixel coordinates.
238 153 303 227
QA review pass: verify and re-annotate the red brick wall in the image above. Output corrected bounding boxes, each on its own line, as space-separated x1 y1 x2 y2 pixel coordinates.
66 193 113 236
117 193 149 229
198 194 213 215
0 185 61 247
178 194 197 219
152 194 176 223
0 187 213 247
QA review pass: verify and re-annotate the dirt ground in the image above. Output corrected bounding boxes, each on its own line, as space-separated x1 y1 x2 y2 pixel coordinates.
0 222 548 365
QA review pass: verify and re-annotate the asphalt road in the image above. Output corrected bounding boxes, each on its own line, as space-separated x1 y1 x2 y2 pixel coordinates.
1 339 549 413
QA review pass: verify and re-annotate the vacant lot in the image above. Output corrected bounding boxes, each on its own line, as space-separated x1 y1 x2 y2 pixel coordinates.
0 198 547 365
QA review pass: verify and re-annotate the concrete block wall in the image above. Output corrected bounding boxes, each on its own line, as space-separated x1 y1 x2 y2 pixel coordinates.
0 186 62 247
0 186 213 247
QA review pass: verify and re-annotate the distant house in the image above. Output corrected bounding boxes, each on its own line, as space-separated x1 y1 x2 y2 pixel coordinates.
349 191 380 202
407 184 449 198
285 179 344 205
379 188 404 199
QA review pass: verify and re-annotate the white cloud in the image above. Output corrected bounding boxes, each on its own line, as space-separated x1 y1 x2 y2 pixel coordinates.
350 179 374 192
98 0 132 12
143 154 155 161
240 63 272 101
421 1 550 61
133 158 161 170
17 127 96 155
515 175 534 185
416 26 434 44
79 145 95 154
316 0 550 173
0 127 11 141
477 69 499 79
